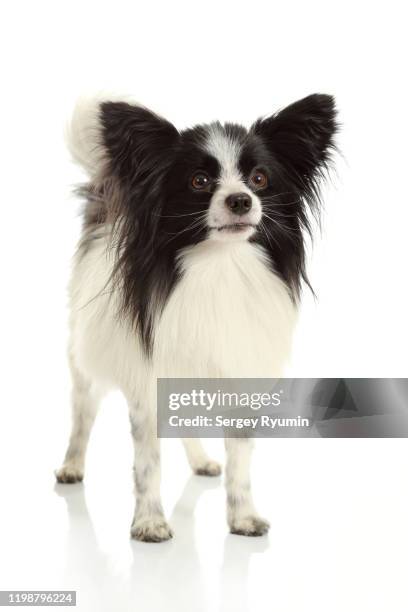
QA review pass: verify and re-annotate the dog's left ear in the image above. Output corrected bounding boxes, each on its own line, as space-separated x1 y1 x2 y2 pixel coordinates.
252 94 338 193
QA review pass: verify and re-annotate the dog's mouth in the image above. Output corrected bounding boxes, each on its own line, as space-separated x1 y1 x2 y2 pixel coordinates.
210 223 257 233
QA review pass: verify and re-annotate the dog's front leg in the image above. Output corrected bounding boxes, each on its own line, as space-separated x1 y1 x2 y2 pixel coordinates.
225 437 269 536
129 406 172 542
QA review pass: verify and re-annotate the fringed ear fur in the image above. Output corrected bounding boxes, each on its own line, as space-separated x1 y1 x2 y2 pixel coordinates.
252 93 338 203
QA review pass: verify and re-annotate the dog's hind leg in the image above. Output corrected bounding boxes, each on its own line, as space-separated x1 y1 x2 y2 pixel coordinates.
182 438 221 476
55 356 102 484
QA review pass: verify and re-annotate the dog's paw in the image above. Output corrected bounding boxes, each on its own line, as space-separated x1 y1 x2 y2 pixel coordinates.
194 460 222 477
230 515 270 537
131 518 173 543
55 465 84 484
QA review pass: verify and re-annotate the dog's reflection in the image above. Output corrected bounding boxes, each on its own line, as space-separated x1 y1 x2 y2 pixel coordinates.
129 475 216 610
54 482 125 611
219 533 269 612
55 476 268 611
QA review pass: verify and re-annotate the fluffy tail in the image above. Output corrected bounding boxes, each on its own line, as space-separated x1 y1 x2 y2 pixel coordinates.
66 94 177 183
65 95 108 178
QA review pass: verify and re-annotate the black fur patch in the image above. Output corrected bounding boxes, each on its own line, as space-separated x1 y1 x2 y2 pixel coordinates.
249 94 338 295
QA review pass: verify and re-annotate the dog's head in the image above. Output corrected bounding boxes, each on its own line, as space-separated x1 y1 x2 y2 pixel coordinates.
100 94 337 275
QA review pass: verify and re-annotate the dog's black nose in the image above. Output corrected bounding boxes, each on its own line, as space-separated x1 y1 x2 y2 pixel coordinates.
225 193 252 216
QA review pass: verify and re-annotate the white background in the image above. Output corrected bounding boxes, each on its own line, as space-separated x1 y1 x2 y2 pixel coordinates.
1 1 408 611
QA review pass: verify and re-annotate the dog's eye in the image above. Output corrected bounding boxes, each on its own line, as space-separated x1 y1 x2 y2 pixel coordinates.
250 170 268 190
191 172 210 190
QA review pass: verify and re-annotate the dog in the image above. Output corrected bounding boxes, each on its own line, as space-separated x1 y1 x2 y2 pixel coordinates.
56 93 338 541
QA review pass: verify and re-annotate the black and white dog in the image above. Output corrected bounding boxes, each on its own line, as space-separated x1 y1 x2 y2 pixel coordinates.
56 94 338 541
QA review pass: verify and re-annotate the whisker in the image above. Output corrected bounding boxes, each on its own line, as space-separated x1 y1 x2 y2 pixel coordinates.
259 220 279 250
160 217 207 248
153 210 208 219
262 212 296 232
261 213 298 243
262 199 300 207
261 208 295 220
260 191 296 199
163 217 205 237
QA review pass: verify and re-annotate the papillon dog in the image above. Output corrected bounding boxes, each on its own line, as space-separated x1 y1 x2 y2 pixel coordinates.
56 94 338 541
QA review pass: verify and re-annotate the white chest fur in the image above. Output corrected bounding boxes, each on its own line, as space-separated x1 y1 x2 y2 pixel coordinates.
154 241 297 378
70 237 297 393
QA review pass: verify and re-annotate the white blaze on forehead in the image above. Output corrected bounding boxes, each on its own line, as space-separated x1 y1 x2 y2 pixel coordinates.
203 124 242 180
203 124 263 240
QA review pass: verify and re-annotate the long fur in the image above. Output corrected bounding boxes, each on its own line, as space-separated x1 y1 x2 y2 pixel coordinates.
59 93 339 541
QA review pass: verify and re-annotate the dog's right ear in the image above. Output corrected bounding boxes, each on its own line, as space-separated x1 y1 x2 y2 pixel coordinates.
100 101 179 184
66 97 179 182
